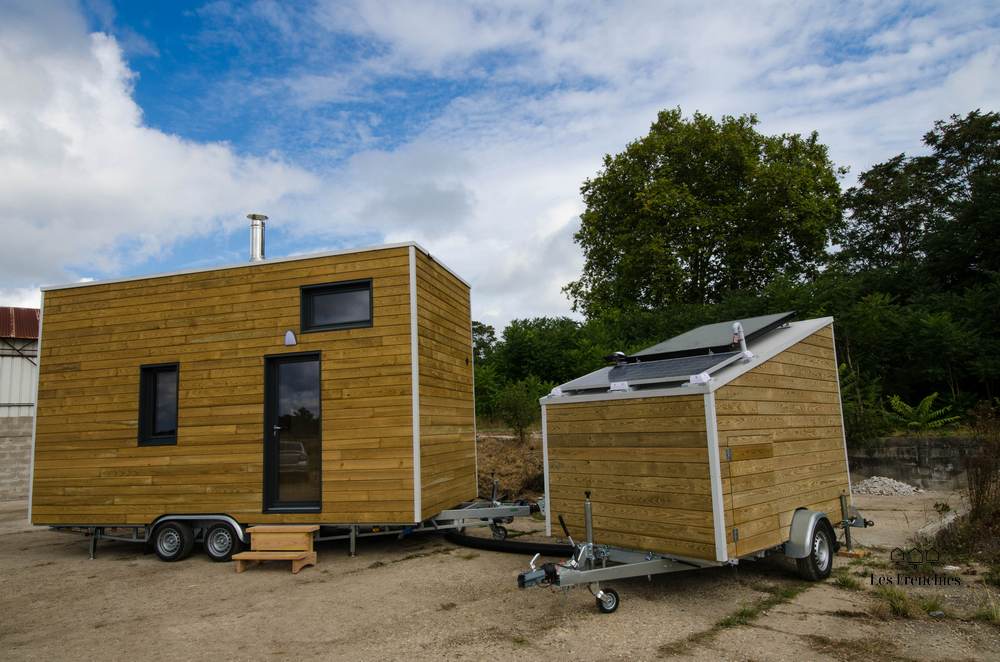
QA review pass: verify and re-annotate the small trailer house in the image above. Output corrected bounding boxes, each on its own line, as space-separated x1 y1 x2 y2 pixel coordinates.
540 312 852 565
30 236 477 559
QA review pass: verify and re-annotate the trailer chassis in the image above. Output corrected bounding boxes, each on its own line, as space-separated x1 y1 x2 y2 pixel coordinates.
50 480 535 560
517 491 873 613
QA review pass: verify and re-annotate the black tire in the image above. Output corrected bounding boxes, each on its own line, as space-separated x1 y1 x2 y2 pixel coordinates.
491 525 508 541
597 588 620 614
153 521 195 562
203 522 241 562
796 521 834 581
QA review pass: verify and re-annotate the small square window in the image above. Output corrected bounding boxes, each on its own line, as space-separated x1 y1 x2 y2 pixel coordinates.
301 279 373 332
139 363 178 446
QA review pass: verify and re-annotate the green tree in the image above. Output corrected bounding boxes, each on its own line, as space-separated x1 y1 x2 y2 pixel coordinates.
921 111 1000 288
836 154 940 272
565 108 844 315
493 317 600 385
472 321 497 364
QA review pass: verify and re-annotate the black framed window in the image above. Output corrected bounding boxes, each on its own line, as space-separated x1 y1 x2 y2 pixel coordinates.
139 363 179 446
301 279 373 332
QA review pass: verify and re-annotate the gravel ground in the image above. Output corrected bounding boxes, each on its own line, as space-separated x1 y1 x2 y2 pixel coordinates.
1 493 998 661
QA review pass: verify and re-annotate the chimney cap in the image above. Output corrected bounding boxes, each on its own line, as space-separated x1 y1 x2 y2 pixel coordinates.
247 213 268 221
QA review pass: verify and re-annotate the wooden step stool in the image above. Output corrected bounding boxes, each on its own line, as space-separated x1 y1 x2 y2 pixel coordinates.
233 525 318 574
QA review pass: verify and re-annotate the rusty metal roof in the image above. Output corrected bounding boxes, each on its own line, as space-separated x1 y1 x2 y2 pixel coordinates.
0 307 40 339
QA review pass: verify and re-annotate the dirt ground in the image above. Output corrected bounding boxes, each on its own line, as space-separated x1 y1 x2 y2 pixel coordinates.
1 492 998 661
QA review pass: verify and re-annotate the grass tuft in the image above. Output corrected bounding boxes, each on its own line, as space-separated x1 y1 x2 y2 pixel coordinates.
832 568 862 591
919 595 945 614
871 586 918 619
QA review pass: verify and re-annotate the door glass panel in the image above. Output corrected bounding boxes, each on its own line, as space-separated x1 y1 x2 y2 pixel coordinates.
275 359 321 505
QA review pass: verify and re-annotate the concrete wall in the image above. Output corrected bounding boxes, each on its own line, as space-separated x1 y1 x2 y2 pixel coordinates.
848 436 973 491
0 416 33 501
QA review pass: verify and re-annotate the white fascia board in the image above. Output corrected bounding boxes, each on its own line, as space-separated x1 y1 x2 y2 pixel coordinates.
541 404 551 537
42 240 470 291
540 381 710 406
409 246 422 522
703 392 728 562
704 317 834 393
830 324 853 500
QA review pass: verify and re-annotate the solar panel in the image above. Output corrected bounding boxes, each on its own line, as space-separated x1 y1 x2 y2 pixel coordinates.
630 311 795 360
557 367 614 393
552 311 796 395
607 351 742 386
558 351 743 393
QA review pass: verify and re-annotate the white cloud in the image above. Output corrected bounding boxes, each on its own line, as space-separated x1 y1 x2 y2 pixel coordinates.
1 0 998 331
0 0 317 303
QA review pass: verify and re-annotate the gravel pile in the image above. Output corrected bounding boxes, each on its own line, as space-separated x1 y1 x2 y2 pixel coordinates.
852 476 923 496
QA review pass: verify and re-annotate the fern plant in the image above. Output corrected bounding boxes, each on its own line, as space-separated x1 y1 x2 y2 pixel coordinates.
886 392 961 435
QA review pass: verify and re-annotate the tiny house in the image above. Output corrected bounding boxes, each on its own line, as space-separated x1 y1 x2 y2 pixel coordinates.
540 312 852 565
30 232 476 560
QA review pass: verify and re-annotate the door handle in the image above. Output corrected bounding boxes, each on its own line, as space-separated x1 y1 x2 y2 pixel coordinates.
272 425 282 433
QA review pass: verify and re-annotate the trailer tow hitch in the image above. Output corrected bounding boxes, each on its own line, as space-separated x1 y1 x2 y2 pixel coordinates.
516 492 708 613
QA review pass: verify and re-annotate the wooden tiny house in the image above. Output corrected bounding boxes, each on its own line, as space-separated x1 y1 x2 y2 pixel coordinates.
541 313 851 564
30 242 476 532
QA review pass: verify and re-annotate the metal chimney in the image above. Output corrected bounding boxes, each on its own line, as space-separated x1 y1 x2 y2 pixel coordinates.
248 213 267 262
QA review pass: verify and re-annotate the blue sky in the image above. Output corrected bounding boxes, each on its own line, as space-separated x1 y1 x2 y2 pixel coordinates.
1 1 999 327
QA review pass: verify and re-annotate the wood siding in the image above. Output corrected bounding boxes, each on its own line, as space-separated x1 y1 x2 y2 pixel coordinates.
545 396 719 561
715 324 850 557
415 252 476 520
31 246 419 526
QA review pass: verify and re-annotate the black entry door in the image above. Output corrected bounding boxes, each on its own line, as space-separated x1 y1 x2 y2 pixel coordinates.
264 353 321 512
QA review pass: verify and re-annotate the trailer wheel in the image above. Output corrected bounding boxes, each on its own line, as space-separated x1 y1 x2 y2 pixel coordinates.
153 521 195 562
796 521 834 581
203 522 241 562
491 525 508 541
596 588 620 614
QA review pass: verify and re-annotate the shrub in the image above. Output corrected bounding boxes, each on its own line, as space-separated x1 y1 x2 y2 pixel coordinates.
885 392 961 436
838 363 888 447
965 402 1000 519
494 376 551 443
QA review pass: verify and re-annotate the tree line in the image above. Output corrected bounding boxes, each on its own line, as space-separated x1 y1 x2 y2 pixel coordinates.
474 109 1000 446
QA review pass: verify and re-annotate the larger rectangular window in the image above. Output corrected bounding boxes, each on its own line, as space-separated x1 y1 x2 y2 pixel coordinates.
139 363 179 446
301 279 373 332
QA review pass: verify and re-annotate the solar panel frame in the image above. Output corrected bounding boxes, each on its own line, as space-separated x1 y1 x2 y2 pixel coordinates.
630 311 795 360
607 351 742 386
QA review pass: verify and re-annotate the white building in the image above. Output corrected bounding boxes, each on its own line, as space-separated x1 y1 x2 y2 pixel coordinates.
1 307 39 502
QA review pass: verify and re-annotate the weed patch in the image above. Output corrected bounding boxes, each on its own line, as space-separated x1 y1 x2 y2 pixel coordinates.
871 586 919 619
658 582 810 656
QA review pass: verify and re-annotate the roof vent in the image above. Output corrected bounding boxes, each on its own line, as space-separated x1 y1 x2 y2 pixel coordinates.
248 213 267 262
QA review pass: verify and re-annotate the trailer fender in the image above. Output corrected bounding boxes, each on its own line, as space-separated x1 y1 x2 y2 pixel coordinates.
148 514 247 544
784 509 830 559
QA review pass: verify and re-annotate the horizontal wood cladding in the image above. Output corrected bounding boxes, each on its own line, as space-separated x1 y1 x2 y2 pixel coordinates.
715 324 851 557
546 395 717 561
32 247 419 526
416 252 476 519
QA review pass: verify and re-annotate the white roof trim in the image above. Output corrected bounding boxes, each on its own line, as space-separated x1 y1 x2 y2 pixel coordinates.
41 240 471 292
540 316 834 406
540 381 709 405
704 317 833 393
